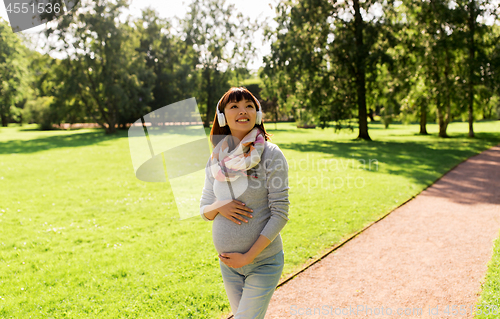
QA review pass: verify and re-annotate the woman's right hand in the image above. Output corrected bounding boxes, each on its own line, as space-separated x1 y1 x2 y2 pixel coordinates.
215 199 253 225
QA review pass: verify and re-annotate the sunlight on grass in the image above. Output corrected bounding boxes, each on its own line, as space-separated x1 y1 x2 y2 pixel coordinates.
0 121 499 318
475 230 500 319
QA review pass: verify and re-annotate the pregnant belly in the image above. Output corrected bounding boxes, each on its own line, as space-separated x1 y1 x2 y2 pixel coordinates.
212 214 268 254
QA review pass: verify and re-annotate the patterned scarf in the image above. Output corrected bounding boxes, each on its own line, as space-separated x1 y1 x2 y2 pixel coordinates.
210 127 266 182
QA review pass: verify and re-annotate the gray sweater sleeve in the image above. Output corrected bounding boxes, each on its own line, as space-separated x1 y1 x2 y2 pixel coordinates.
260 146 290 242
199 159 216 221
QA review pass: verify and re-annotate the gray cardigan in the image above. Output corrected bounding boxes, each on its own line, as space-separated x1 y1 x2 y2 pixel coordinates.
199 141 290 263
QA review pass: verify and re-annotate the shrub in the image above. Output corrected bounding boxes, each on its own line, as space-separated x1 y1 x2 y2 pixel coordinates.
23 96 57 130
296 108 316 128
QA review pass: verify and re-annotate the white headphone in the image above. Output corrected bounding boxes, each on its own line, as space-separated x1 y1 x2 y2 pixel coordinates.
216 96 263 127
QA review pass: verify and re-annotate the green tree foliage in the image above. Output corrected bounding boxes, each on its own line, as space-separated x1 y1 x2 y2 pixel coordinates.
24 96 56 130
487 24 500 120
134 8 199 112
0 18 29 127
4 0 498 136
43 0 155 134
259 64 294 123
18 47 87 128
396 0 499 137
454 0 499 136
394 0 458 137
385 2 433 133
405 0 497 134
182 0 258 127
49 57 90 126
262 0 399 140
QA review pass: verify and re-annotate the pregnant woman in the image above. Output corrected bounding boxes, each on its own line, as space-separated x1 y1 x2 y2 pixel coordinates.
199 87 290 318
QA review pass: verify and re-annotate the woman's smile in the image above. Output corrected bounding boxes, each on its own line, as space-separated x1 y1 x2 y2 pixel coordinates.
225 99 257 142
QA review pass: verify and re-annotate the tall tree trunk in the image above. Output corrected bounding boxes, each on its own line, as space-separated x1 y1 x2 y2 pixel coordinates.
483 96 491 119
353 0 371 141
468 0 475 137
0 113 7 127
419 101 428 135
105 109 117 134
441 29 452 134
431 0 451 137
433 58 448 138
436 100 448 137
203 68 213 128
436 96 448 137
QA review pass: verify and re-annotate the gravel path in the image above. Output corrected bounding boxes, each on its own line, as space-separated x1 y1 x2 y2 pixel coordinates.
263 143 500 319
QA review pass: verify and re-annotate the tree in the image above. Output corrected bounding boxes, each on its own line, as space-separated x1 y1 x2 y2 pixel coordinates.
399 0 485 137
487 24 500 120
0 18 28 127
427 0 456 138
50 57 89 126
134 7 199 116
182 0 258 127
454 0 499 137
43 0 155 134
262 0 400 140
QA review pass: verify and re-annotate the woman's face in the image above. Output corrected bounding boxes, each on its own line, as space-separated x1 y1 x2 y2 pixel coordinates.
223 98 257 139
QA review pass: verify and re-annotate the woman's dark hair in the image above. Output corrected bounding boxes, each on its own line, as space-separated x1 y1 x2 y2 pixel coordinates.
209 87 273 148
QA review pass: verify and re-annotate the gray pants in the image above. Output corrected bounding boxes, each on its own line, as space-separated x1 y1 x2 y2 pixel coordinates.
219 250 284 318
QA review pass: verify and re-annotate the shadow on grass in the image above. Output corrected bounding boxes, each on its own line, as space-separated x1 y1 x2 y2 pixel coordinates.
4 124 305 156
5 123 227 154
279 135 500 206
0 128 130 155
3 124 499 207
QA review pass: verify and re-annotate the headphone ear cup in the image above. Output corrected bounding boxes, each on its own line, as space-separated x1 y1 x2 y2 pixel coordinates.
255 99 262 125
216 98 226 127
255 111 262 125
218 112 226 127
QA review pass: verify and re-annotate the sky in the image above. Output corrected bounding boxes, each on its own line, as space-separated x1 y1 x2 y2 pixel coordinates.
0 0 278 70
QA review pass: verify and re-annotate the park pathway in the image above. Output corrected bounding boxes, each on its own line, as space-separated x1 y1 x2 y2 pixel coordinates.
263 143 500 319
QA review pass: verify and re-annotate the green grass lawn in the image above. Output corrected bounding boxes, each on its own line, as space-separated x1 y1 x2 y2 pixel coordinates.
0 120 499 318
477 234 500 318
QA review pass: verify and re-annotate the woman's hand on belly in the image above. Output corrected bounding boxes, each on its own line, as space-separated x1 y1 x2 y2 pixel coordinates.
219 252 253 268
214 199 254 225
